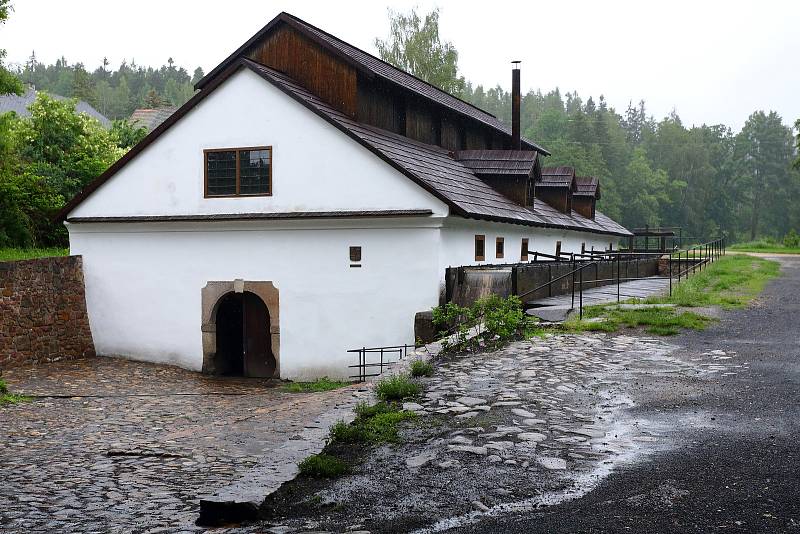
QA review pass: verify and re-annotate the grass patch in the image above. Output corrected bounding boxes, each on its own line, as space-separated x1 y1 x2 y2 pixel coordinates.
729 243 800 254
564 306 713 336
375 374 421 401
297 454 349 478
0 248 69 262
651 255 780 309
0 378 30 406
330 402 417 445
564 255 779 336
409 359 434 377
282 377 351 393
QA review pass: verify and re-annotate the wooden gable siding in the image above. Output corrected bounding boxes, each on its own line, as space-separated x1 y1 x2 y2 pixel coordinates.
537 188 572 214
573 197 595 219
357 76 404 134
440 115 463 151
405 98 440 145
247 24 357 118
481 176 529 206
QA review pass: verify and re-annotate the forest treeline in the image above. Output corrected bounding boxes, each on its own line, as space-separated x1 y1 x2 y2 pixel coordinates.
377 8 800 242
17 52 202 119
1 3 799 248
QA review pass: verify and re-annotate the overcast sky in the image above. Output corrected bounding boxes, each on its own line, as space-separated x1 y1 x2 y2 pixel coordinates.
3 0 798 131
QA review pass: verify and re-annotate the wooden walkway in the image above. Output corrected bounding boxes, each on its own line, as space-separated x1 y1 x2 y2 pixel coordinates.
527 277 670 309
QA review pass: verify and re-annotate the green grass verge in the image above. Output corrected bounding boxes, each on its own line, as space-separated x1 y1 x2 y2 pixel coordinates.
0 248 69 262
565 305 713 336
281 377 351 393
297 453 349 478
729 242 800 254
651 254 780 309
375 374 421 401
564 255 779 335
0 378 30 406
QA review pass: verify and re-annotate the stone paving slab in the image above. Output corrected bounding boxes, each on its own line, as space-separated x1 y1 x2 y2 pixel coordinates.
0 357 364 533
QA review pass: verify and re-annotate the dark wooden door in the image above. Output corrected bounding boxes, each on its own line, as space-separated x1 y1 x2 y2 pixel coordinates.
242 292 275 378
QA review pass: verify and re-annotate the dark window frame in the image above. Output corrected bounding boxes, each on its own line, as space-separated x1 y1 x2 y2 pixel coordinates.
204 146 273 198
521 238 529 261
475 235 485 261
349 246 362 262
496 237 504 259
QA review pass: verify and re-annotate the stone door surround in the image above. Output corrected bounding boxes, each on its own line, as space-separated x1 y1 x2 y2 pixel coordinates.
201 280 280 377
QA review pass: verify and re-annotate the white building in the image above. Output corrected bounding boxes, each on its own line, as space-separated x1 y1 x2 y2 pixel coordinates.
58 12 630 380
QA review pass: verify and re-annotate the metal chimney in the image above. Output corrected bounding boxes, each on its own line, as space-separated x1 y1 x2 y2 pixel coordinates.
511 61 521 150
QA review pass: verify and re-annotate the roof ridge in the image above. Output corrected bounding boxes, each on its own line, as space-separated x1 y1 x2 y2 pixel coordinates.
280 12 499 120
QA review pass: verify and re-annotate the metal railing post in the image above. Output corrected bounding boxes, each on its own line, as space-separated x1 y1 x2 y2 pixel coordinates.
571 257 576 309
617 252 621 303
579 266 584 319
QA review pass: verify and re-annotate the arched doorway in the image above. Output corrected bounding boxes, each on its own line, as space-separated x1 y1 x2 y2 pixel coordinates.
212 291 276 377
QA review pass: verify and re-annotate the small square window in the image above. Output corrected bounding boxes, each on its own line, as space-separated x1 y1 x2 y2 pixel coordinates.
496 237 504 259
521 238 529 261
475 235 485 261
349 246 362 262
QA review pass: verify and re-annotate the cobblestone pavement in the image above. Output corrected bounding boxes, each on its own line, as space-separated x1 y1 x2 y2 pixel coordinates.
257 332 739 533
0 357 363 533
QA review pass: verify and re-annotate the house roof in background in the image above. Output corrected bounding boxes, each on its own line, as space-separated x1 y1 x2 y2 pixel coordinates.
195 12 550 156
0 87 111 127
129 107 178 132
575 176 601 199
454 150 538 177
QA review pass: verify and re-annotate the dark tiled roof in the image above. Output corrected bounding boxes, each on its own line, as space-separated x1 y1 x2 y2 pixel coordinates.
539 166 576 189
246 60 629 236
575 176 601 199
0 88 111 127
66 210 433 223
454 150 537 177
130 107 178 132
196 12 549 155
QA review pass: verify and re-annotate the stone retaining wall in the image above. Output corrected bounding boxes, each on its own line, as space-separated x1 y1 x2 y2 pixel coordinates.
0 255 95 369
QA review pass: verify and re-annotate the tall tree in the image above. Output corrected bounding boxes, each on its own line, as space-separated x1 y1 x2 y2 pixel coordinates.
375 8 465 96
0 0 23 95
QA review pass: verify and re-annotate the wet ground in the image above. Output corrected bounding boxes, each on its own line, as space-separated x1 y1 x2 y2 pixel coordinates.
461 254 800 533
255 332 743 533
0 358 363 533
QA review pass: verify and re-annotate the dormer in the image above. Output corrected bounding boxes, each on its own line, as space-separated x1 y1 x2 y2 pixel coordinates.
455 150 541 206
537 166 577 214
573 176 600 219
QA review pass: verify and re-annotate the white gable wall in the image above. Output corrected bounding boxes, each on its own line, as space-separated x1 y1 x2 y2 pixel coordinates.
69 68 448 219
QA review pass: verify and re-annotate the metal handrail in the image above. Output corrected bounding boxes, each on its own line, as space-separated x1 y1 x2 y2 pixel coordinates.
523 236 726 319
347 344 414 382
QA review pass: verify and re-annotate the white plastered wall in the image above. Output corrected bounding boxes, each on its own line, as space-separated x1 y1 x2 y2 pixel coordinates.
68 218 442 379
69 68 448 218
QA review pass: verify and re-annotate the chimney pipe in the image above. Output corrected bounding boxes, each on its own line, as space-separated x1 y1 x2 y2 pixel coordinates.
511 60 521 150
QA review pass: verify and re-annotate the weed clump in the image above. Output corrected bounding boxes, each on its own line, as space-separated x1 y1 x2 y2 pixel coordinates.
409 360 434 377
375 374 421 401
297 454 349 478
282 377 350 393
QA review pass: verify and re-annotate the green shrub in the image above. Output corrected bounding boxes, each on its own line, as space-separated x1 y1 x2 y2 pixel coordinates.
0 379 7 395
298 454 349 478
410 359 434 377
354 401 394 419
330 402 417 444
431 294 536 352
784 230 800 248
375 374 421 401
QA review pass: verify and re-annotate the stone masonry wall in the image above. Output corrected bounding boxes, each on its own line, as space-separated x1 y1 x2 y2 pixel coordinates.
0 255 95 369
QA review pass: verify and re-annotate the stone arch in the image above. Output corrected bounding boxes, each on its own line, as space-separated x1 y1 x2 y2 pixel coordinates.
201 280 280 377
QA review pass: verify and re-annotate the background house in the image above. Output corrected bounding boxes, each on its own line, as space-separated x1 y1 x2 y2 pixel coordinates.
0 86 111 127
58 12 629 380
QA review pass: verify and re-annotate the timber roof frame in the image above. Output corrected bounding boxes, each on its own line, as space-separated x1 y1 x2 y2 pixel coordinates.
195 12 550 155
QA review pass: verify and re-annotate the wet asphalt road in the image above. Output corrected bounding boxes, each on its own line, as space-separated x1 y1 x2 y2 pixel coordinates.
465 255 800 533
